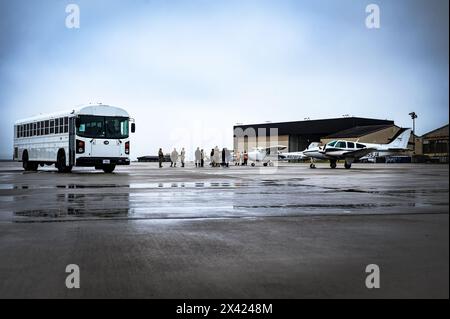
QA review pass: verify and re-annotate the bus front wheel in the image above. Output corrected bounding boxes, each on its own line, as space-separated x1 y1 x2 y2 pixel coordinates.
102 164 116 173
56 150 72 173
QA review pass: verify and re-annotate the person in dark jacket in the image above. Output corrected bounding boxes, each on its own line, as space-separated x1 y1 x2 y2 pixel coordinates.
210 148 215 167
243 150 248 166
221 148 226 167
158 148 164 168
224 148 231 167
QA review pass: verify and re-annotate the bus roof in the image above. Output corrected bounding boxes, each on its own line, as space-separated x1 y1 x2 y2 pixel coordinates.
14 104 129 124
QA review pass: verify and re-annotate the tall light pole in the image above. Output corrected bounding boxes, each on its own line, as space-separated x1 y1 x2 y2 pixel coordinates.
409 112 418 154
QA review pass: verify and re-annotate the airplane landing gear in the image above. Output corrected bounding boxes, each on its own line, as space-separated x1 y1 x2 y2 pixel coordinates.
251 163 256 167
344 158 353 169
330 160 337 169
310 163 316 169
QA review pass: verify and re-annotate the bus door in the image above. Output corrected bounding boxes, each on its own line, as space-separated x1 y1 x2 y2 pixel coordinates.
69 117 75 166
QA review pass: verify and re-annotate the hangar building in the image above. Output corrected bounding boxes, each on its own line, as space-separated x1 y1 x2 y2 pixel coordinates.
233 117 395 152
415 124 449 163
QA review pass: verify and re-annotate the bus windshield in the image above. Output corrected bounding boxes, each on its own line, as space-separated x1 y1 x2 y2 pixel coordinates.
77 115 129 139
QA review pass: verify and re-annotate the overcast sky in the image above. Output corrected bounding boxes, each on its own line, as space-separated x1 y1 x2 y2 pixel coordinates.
0 0 448 159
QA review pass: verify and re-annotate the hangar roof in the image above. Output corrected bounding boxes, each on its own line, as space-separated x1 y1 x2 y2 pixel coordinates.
421 124 449 138
233 117 394 136
324 124 394 138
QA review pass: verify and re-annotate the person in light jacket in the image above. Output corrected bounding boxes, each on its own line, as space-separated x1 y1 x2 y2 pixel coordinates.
195 147 201 167
235 150 241 166
170 148 179 167
214 146 220 167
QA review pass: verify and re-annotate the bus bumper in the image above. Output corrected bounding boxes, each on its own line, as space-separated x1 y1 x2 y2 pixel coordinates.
76 157 130 167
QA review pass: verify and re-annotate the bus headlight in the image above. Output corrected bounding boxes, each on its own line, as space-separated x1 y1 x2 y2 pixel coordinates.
76 139 85 154
125 141 130 155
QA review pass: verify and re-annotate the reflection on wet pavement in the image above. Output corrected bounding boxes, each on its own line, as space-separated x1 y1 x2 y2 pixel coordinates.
0 163 448 222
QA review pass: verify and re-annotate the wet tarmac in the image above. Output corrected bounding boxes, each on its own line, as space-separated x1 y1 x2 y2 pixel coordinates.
0 161 448 298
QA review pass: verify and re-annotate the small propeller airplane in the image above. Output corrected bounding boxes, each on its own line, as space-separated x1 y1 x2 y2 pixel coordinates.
278 128 412 169
247 145 288 166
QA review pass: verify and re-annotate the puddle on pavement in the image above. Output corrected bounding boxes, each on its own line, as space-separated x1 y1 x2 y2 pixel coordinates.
1 180 307 191
5 178 447 222
14 208 130 219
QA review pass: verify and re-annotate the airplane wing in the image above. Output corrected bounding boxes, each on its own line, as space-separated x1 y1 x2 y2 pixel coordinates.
262 145 288 154
279 151 307 160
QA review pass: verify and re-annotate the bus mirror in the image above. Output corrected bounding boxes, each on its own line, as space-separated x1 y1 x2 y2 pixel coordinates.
131 123 135 133
75 117 81 128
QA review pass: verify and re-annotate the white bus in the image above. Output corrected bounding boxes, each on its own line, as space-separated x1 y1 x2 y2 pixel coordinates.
13 104 135 173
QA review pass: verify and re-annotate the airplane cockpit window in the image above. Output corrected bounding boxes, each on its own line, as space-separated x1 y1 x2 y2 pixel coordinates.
347 142 355 148
356 143 366 149
335 141 346 148
327 140 337 147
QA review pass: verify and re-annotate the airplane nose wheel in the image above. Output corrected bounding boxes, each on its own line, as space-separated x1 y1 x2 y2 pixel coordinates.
330 160 337 169
310 163 316 169
344 162 352 169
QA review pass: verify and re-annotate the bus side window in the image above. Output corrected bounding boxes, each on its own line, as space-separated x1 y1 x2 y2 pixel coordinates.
64 117 68 133
25 124 29 137
55 118 59 134
41 121 45 135
33 123 37 136
45 120 49 135
50 120 55 134
37 122 41 136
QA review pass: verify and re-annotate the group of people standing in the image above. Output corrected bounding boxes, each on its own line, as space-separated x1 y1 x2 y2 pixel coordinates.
210 146 231 167
157 147 249 168
233 150 249 166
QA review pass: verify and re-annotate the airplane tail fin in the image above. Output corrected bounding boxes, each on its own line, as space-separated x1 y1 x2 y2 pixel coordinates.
307 142 321 150
381 128 412 150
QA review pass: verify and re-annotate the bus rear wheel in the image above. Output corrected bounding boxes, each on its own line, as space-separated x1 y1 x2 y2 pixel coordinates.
22 151 38 171
102 164 116 173
56 150 72 173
